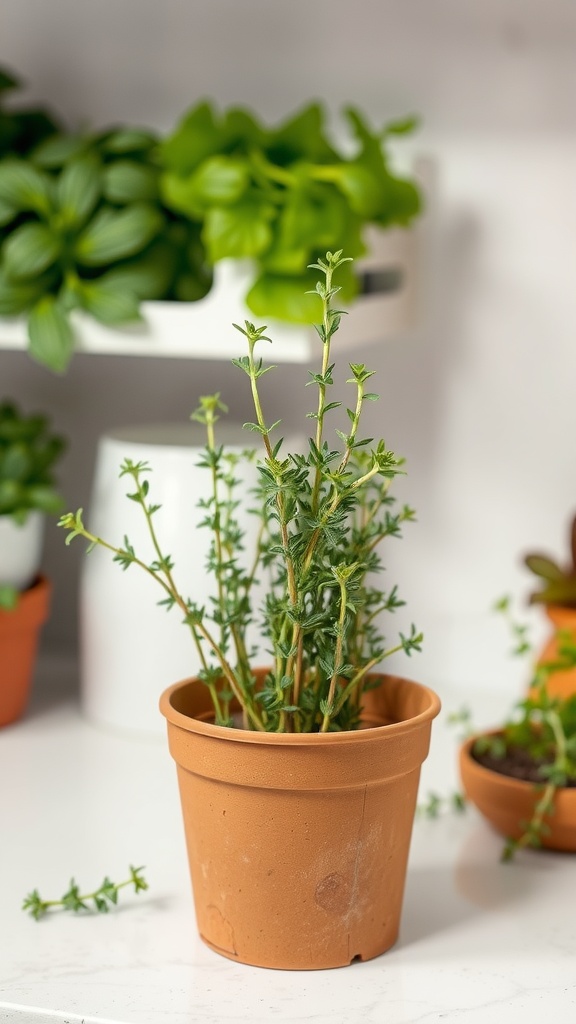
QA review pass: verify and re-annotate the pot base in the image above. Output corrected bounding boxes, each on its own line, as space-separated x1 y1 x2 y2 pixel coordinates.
199 928 399 971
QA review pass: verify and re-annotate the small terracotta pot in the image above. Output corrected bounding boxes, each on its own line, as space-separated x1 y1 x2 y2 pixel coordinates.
533 605 576 699
160 671 440 970
0 575 50 727
459 734 576 852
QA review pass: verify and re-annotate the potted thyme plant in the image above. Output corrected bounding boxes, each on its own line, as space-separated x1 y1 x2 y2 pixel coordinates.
460 612 576 858
59 251 440 970
0 400 65 725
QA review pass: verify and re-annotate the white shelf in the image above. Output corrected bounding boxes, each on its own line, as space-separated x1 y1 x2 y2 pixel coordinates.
0 228 419 365
1 665 575 1023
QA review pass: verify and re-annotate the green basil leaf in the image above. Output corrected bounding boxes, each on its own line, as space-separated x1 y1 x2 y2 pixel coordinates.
383 115 420 136
160 172 204 219
160 102 221 175
0 158 52 215
32 133 88 168
0 196 16 225
75 203 162 266
0 270 48 315
0 442 31 482
375 175 422 227
186 156 249 207
161 157 249 217
325 163 384 219
100 129 157 154
203 196 275 260
221 108 264 148
78 280 142 325
27 295 74 373
3 222 60 279
0 478 22 513
247 263 358 323
278 186 347 252
103 161 159 204
246 270 322 323
25 483 64 513
98 242 179 299
267 103 337 164
57 155 102 228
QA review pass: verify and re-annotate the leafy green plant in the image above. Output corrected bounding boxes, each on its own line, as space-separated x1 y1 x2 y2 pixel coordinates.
472 604 576 859
0 94 420 373
524 514 576 608
0 399 65 523
59 251 421 733
0 399 65 609
0 67 60 160
161 101 421 323
22 865 148 920
0 124 212 372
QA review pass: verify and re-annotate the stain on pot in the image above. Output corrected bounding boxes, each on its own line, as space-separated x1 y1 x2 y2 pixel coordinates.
315 872 352 914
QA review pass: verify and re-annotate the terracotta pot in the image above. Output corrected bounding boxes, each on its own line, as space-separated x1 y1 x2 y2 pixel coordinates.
532 605 576 699
160 671 440 970
0 576 50 727
459 734 576 852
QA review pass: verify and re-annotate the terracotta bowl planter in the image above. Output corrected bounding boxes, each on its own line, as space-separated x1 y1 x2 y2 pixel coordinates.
459 734 576 852
0 575 50 727
160 671 440 970
533 605 576 699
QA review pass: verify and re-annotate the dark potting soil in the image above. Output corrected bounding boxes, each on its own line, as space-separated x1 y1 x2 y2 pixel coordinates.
473 745 576 787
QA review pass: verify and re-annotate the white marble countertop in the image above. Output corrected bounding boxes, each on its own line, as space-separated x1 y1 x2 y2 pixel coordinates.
1 659 575 1024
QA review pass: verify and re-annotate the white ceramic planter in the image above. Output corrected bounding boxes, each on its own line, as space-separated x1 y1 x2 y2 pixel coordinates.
0 225 419 363
80 423 269 736
0 511 44 590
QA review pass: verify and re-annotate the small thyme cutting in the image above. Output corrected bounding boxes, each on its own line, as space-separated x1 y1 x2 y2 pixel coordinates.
59 250 421 733
22 865 148 920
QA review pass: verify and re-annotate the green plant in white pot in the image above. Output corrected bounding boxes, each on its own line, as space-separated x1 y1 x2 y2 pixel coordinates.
160 101 421 322
0 95 421 371
59 252 440 969
0 399 65 725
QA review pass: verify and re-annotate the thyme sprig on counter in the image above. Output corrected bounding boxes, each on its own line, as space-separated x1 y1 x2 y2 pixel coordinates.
23 865 148 920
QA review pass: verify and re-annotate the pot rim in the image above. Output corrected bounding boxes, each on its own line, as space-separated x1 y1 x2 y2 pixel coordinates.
160 671 441 746
460 732 576 799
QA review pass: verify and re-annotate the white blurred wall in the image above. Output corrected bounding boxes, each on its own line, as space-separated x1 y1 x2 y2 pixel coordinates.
2 0 576 700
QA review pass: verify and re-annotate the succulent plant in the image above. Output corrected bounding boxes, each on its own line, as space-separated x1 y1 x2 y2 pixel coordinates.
0 399 66 523
524 515 576 607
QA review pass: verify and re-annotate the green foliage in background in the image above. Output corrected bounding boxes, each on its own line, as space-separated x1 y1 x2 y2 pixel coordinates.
161 102 421 323
0 124 212 372
0 77 421 373
0 399 65 521
524 514 576 608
